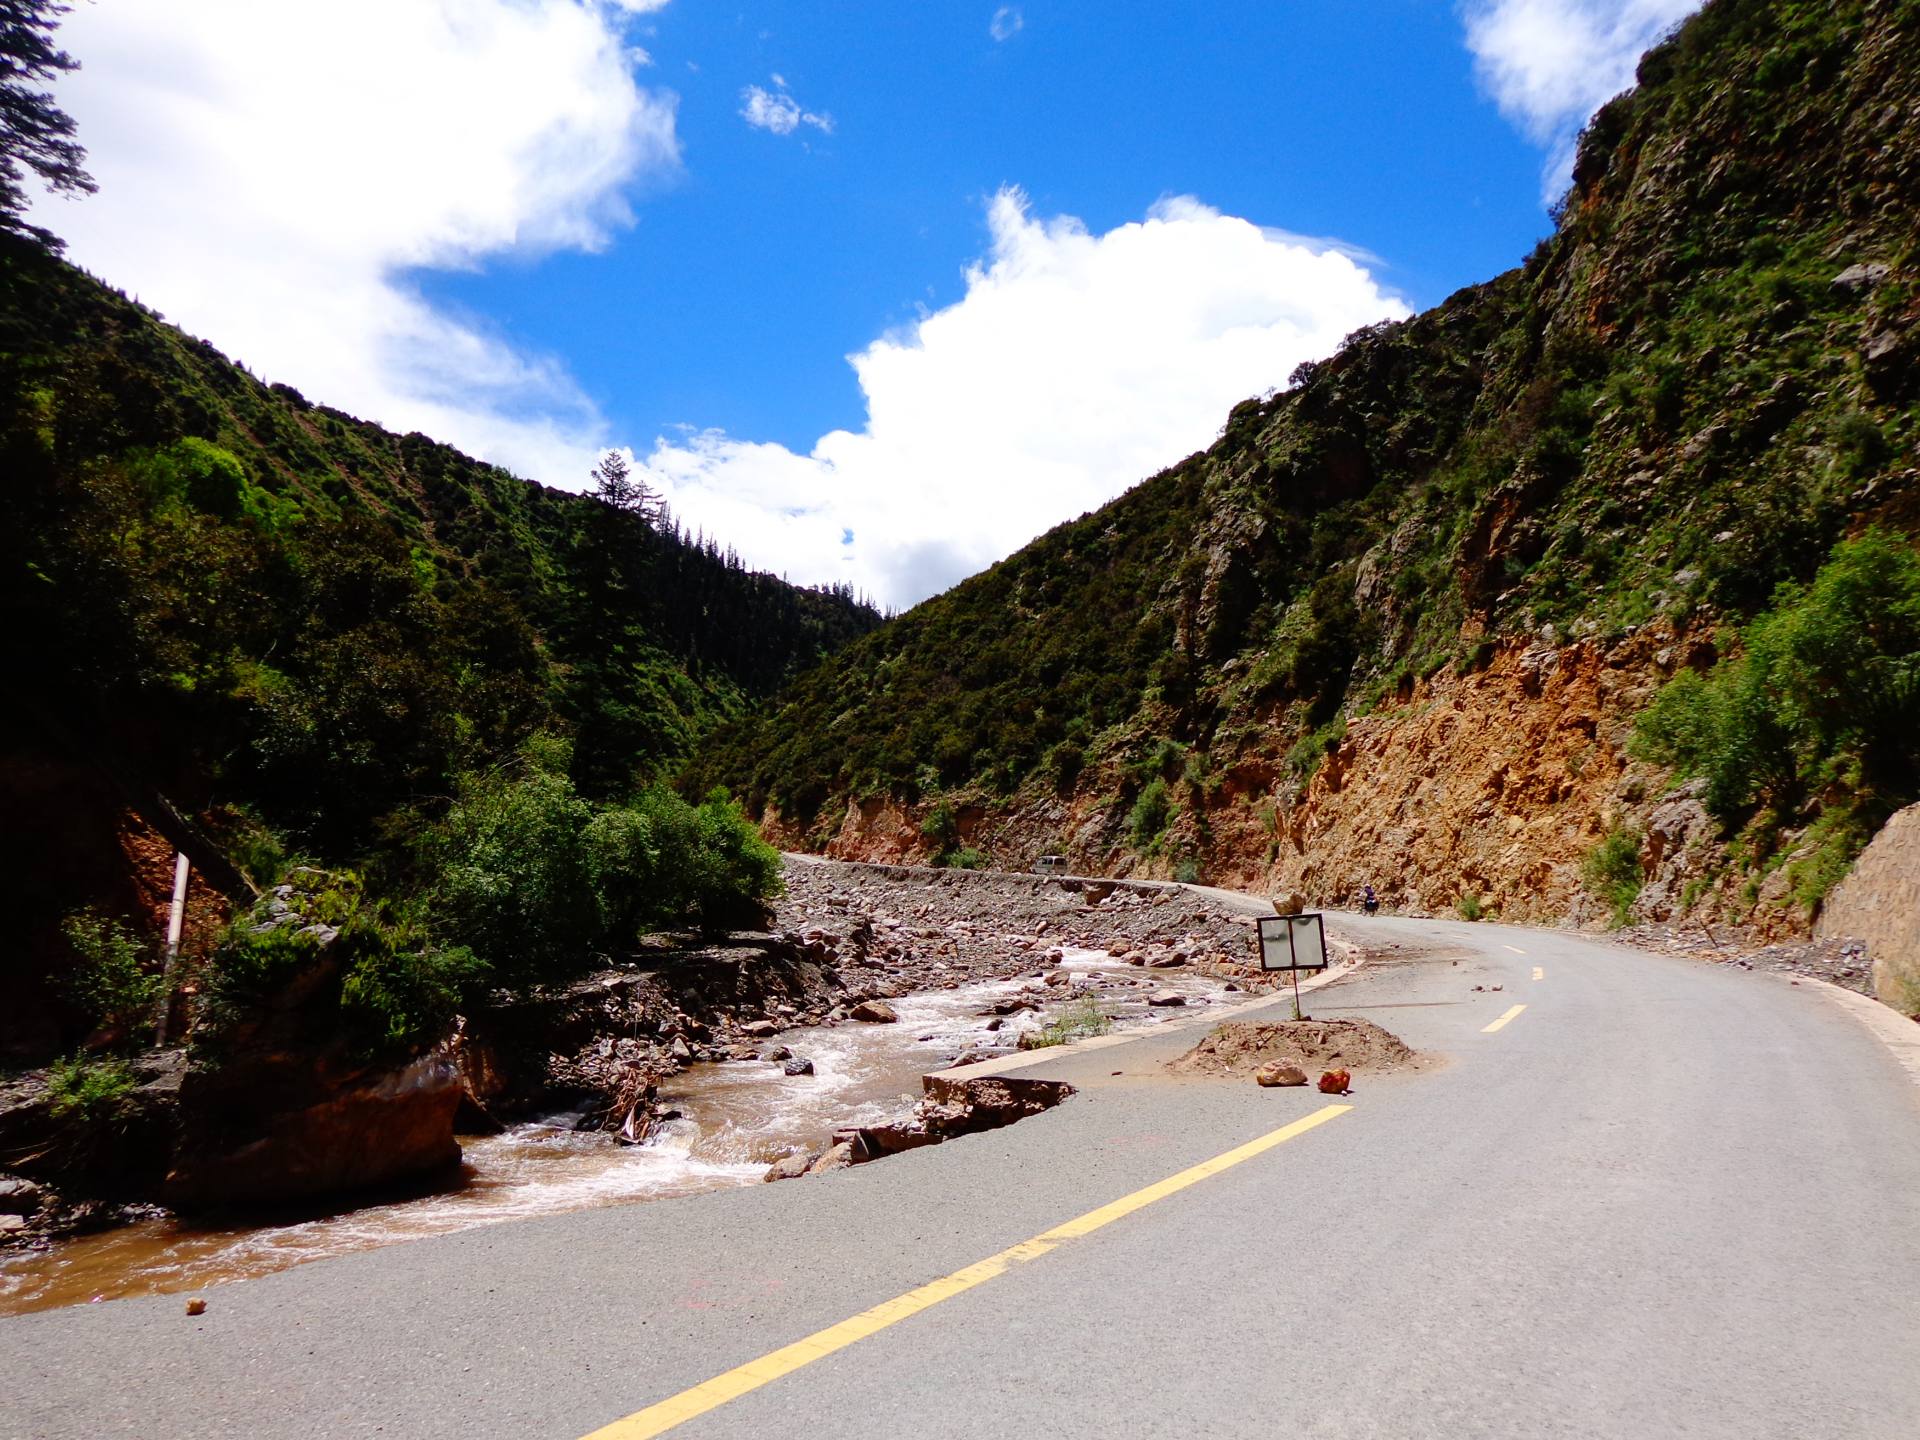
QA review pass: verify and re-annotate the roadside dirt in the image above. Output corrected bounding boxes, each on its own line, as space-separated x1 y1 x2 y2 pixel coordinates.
1167 1018 1421 1078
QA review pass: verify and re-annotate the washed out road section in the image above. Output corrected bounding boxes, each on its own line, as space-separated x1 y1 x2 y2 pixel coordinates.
3 914 1918 1438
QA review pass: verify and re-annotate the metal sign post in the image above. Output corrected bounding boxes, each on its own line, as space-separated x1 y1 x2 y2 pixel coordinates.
1256 912 1327 1020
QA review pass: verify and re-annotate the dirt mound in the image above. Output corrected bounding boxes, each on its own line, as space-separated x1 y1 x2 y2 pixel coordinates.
1168 1019 1417 1077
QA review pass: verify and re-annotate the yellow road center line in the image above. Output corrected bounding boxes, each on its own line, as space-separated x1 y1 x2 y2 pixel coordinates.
1532 966 1544 981
580 1105 1353 1440
1483 1003 1527 1033
1502 944 1527 955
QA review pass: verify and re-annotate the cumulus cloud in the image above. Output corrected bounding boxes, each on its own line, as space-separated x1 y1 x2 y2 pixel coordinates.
31 0 678 480
638 189 1407 611
739 77 833 136
1461 0 1700 194
990 7 1024 42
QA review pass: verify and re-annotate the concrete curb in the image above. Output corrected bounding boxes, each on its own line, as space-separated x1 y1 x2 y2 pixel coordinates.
1799 976 1920 1097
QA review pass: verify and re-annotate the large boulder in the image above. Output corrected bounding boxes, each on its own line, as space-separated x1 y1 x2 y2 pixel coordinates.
1816 803 1920 1016
166 1045 462 1210
165 883 463 1210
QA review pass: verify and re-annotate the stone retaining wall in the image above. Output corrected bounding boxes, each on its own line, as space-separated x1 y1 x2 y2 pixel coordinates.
1817 803 1920 1017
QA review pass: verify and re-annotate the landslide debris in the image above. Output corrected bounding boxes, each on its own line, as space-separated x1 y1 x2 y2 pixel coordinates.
1169 1019 1419 1079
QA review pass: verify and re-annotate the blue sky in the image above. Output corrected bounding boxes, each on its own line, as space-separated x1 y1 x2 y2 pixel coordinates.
38 0 1698 607
418 1 1549 452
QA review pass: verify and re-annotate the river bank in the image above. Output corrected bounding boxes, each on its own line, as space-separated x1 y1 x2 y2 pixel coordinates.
0 859 1280 1313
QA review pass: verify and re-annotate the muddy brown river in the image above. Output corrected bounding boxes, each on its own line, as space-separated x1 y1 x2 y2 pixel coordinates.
0 951 1231 1315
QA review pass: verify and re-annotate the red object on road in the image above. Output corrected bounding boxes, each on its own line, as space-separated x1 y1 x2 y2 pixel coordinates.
1318 1068 1351 1095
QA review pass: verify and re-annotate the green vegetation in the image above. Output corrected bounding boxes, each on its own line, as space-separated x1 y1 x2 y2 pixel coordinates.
45 1054 136 1123
694 0 1920 902
1456 893 1485 923
1633 533 1920 906
195 745 785 1056
58 910 160 1037
1581 826 1646 929
1128 778 1172 849
0 1 95 248
3 218 872 1056
1021 996 1112 1049
1286 715 1347 780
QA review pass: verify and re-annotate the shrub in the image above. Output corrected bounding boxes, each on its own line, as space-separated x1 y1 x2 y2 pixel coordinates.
651 787 786 931
1632 532 1920 827
432 764 599 988
45 1054 138 1122
58 910 161 1038
1456 893 1485 922
946 845 989 871
920 799 960 852
1045 741 1084 794
1174 857 1201 884
208 872 484 1057
1023 997 1112 1049
1582 826 1644 928
1286 715 1347 780
1129 778 1172 848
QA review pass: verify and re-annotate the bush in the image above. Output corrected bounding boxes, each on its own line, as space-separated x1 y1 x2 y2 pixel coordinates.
336 920 487 1055
946 845 989 871
1129 778 1172 849
1286 715 1347 780
643 786 785 932
1632 532 1920 827
1045 741 1084 794
432 764 600 989
1456 893 1485 922
920 799 960 852
1022 997 1112 1049
58 910 161 1038
208 871 485 1057
45 1054 138 1122
1582 826 1644 928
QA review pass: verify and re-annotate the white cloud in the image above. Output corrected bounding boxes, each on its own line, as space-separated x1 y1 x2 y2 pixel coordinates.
31 0 677 481
1461 0 1700 195
739 77 833 136
638 189 1407 611
990 7 1024 42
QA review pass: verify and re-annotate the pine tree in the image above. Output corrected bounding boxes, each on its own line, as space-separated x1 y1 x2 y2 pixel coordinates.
0 1 95 247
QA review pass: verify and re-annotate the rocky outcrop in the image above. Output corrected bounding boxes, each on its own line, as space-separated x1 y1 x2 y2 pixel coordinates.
165 1048 463 1210
1816 803 1920 1017
163 879 464 1210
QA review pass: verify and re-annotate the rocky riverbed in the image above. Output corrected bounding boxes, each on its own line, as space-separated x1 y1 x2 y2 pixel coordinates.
0 859 1280 1309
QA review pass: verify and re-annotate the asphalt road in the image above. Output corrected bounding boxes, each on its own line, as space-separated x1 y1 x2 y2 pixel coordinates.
5 912 1919 1439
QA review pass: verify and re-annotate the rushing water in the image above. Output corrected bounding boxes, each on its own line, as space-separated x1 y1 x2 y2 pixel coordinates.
0 951 1229 1315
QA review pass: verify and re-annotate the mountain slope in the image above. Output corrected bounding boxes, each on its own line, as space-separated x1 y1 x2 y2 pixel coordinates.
693 0 1920 935
0 240 879 1050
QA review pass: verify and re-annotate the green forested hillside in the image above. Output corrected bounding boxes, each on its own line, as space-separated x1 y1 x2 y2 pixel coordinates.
694 0 1920 899
0 236 877 1053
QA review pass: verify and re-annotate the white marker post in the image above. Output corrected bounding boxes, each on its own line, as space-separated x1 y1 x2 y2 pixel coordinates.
154 851 190 1045
1256 911 1328 1020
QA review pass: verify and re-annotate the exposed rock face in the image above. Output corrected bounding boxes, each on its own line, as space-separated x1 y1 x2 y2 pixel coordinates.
1816 803 1920 1017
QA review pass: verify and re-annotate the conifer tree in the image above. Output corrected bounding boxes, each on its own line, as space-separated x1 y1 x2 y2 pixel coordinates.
0 0 95 247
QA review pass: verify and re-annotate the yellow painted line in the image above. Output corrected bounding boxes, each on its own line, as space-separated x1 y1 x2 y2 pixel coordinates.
1532 966 1544 981
580 1105 1352 1439
1483 1004 1527 1033
1502 944 1527 955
